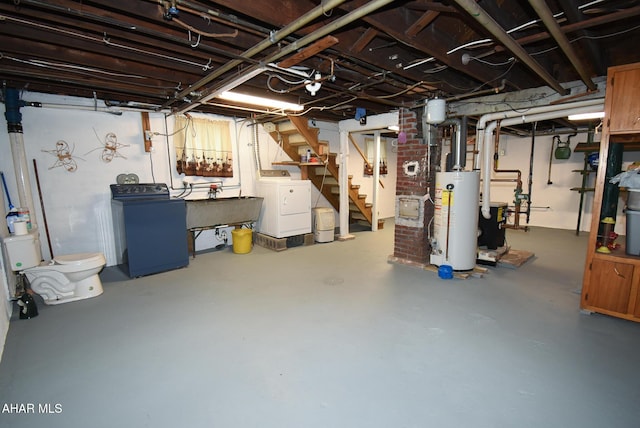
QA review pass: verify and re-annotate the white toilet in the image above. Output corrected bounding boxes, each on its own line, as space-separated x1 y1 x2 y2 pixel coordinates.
2 228 106 305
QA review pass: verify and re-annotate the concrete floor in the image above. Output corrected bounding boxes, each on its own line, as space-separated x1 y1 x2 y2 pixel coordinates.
1 223 639 428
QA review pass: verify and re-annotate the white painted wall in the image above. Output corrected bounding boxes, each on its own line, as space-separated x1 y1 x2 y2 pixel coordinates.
0 94 262 267
257 120 398 223
346 133 397 219
486 131 639 234
0 257 9 363
0 169 13 363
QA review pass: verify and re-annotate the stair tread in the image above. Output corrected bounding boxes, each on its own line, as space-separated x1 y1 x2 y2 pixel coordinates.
274 115 374 227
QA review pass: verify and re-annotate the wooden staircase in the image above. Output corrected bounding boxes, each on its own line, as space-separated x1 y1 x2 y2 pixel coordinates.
268 115 377 228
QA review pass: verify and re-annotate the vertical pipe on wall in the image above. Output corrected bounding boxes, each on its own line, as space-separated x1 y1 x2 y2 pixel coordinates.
481 104 604 219
3 88 37 230
372 131 380 232
338 130 352 239
527 122 537 224
600 142 623 236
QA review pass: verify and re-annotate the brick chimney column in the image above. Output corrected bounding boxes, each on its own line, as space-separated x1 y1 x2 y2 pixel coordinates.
391 107 439 266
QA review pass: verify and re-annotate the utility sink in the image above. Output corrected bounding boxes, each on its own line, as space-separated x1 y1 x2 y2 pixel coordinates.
185 197 263 229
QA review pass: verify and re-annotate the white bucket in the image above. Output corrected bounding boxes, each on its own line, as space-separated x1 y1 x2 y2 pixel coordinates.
13 221 28 235
628 190 640 211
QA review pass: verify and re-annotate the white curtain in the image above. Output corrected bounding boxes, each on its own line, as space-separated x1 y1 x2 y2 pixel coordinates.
174 116 233 177
365 137 388 175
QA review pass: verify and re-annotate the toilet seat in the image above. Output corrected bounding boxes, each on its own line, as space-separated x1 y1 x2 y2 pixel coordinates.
54 252 105 266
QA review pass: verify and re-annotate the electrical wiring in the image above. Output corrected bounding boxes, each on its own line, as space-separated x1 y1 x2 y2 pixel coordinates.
162 1 266 37
149 150 157 184
3 56 145 79
372 81 428 99
423 65 449 74
529 22 640 57
102 34 212 71
442 61 517 93
290 96 359 117
0 14 213 71
1 54 178 91
266 73 309 94
152 114 193 137
268 72 310 85
447 11 566 55
463 55 516 67
156 2 238 40
173 18 238 38
313 160 331 208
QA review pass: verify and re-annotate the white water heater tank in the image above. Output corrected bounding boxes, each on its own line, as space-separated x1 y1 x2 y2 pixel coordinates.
426 98 446 125
429 171 480 270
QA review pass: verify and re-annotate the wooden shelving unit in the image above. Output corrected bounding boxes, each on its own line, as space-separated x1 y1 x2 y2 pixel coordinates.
581 62 640 322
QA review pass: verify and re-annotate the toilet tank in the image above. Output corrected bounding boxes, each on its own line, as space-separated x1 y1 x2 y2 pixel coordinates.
2 230 42 271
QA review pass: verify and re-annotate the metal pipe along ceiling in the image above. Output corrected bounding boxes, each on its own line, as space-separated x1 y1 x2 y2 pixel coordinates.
527 0 597 91
452 0 568 95
178 0 397 114
168 0 350 106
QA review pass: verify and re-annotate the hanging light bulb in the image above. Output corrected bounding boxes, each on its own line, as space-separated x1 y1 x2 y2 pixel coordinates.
305 73 322 96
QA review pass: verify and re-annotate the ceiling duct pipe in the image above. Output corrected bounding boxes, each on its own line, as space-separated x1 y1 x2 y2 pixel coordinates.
527 0 597 91
452 0 568 95
480 104 604 220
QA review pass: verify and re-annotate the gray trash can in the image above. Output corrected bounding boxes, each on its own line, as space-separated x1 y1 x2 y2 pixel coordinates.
626 210 640 256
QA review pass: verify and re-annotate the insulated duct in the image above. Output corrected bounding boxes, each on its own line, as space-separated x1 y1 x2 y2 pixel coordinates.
473 98 604 170
480 104 604 219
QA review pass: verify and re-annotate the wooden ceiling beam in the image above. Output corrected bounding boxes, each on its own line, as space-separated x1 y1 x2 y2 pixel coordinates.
405 10 440 38
343 7 505 89
278 36 339 68
350 28 378 53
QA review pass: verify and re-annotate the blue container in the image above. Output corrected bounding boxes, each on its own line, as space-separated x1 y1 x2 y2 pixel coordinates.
438 264 453 280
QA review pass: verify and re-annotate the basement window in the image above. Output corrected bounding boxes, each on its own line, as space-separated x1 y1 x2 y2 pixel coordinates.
364 137 388 175
174 115 233 177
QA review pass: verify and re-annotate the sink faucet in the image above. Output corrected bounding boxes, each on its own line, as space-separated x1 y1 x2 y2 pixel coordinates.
208 183 222 199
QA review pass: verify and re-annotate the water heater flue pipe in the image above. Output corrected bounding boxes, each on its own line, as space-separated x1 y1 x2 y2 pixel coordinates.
441 117 468 171
480 104 604 219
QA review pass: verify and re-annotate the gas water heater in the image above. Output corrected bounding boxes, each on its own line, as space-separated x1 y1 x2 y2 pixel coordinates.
429 171 480 271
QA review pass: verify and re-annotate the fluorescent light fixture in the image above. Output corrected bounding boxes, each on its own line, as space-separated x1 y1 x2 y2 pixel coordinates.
218 91 304 111
388 125 399 131
568 111 605 121
198 67 266 104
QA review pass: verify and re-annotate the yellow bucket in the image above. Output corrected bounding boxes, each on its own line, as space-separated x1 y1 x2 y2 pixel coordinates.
231 228 253 254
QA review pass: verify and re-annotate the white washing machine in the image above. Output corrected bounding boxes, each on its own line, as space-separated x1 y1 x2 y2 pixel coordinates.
256 177 311 238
